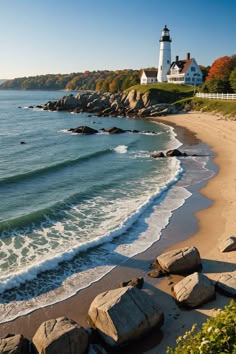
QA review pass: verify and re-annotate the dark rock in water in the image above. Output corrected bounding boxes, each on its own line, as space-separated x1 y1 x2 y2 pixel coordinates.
166 149 184 157
101 127 126 134
20 141 26 144
120 277 144 289
151 152 165 158
68 126 98 135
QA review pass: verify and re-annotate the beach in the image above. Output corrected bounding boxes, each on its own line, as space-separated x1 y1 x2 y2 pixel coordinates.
1 111 236 353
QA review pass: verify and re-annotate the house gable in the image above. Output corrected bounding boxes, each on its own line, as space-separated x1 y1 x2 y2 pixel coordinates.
140 70 158 84
167 54 203 85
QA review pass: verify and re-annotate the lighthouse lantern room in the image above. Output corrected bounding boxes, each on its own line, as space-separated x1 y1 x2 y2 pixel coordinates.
157 25 172 82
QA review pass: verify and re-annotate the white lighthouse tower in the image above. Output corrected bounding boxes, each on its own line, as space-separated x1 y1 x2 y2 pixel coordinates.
157 25 172 82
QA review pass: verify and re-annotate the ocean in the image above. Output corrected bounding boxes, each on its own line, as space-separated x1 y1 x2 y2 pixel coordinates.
0 90 214 323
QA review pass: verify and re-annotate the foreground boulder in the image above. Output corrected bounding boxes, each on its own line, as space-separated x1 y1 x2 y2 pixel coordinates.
88 286 164 347
173 272 215 308
218 236 236 252
154 246 201 275
216 273 236 297
32 317 88 354
0 334 29 354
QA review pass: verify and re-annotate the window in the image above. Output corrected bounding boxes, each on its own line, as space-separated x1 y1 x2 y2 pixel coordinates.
167 60 170 64
191 66 196 72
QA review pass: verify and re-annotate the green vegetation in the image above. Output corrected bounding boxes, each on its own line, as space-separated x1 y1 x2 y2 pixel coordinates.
125 83 194 103
230 67 236 93
167 300 236 354
202 54 236 93
0 70 140 92
175 97 236 118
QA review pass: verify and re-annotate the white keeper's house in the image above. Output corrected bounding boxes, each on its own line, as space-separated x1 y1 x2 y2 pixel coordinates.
140 25 203 86
140 70 158 84
167 53 203 85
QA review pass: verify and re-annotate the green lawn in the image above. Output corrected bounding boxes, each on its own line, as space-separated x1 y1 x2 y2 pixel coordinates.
175 97 236 118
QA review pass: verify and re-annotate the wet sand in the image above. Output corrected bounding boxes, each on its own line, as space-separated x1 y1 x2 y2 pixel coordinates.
1 112 236 354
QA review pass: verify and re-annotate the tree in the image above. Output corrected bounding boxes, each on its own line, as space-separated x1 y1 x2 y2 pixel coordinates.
199 65 210 81
204 78 232 93
229 67 236 93
206 56 233 81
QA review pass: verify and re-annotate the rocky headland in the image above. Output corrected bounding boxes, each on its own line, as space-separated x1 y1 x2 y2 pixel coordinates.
37 90 180 118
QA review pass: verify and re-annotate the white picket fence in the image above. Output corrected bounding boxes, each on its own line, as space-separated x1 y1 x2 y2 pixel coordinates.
196 92 236 100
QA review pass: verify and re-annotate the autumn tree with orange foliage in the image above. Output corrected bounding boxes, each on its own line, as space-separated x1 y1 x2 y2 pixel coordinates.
201 55 236 93
206 56 233 81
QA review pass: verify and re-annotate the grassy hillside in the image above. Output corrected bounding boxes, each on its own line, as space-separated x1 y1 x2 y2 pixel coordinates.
125 83 194 104
175 97 236 118
127 82 194 94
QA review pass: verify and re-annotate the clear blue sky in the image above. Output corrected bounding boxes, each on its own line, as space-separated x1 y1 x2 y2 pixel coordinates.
0 0 235 79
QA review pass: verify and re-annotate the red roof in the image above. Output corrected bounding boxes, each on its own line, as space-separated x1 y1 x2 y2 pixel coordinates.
169 58 194 74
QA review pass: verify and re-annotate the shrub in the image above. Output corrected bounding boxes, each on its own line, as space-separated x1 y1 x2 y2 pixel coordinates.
166 299 236 354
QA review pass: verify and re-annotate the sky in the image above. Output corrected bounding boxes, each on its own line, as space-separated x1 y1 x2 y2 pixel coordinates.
0 0 235 79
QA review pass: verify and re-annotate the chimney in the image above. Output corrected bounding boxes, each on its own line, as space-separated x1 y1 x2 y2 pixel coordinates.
175 55 179 61
187 52 190 60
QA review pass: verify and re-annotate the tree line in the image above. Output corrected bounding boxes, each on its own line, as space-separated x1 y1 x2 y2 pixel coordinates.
0 69 140 93
0 54 235 93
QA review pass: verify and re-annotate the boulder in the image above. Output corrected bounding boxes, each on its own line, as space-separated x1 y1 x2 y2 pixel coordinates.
155 246 202 275
32 317 88 354
173 272 215 308
216 273 236 297
88 286 164 347
68 126 98 135
218 236 236 252
151 152 165 158
55 95 80 111
43 100 57 111
123 89 144 110
101 127 126 134
0 334 29 354
166 149 185 157
119 277 144 289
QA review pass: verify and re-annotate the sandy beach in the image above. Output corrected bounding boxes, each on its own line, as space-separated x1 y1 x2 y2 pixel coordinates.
1 111 236 353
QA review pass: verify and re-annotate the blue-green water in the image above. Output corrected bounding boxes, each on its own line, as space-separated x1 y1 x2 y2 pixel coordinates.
0 90 213 322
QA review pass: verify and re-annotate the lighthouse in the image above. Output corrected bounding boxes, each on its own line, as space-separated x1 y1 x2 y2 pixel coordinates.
157 25 172 82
